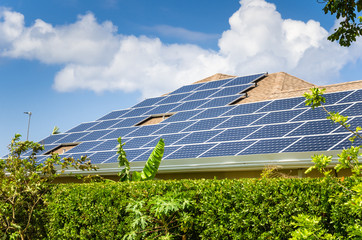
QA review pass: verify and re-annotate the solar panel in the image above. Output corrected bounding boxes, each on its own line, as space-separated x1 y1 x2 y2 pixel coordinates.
240 137 300 155
183 117 229 132
287 120 339 137
143 133 189 147
222 101 270 116
111 117 146 128
171 99 210 112
40 134 68 145
257 97 305 112
144 103 180 115
132 149 155 162
126 124 166 137
334 116 362 133
191 106 235 120
132 96 165 108
77 130 113 141
340 102 362 116
175 130 223 145
171 82 205 95
210 84 253 98
87 119 122 131
67 153 93 161
196 78 233 90
90 139 119 151
89 151 116 164
246 122 302 139
292 104 351 122
153 121 196 135
97 109 129 121
161 146 182 159
208 126 260 142
199 95 243 108
121 148 151 162
37 144 58 155
66 122 99 133
101 127 138 140
165 143 215 159
330 134 362 150
338 89 362 103
283 134 349 152
155 93 190 105
121 106 155 118
55 132 89 144
200 141 256 158
223 73 265 87
251 109 305 125
217 113 265 128
66 141 103 154
123 136 159 149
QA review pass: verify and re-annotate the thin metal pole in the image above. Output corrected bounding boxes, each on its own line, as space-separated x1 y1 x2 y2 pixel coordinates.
24 112 32 141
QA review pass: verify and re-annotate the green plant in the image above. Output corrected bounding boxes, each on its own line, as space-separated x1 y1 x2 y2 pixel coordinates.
52 126 60 135
117 137 164 181
0 134 97 239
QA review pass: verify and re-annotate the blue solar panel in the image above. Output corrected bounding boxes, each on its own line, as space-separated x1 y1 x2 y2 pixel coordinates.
89 151 116 164
55 132 89 144
324 91 354 105
171 82 205 94
223 73 265 87
252 109 305 125
333 116 362 133
292 104 351 122
121 106 155 118
175 130 222 145
339 89 362 103
240 137 300 155
210 84 253 98
156 93 191 105
132 149 155 162
162 110 203 123
87 119 122 131
144 133 189 147
283 134 349 152
171 99 210 112
182 89 219 101
97 109 129 121
222 101 270 116
183 117 229 132
196 78 233 90
101 127 137 140
66 141 103 154
165 143 215 159
287 120 339 137
77 130 113 141
66 122 99 133
90 139 119 151
160 146 182 159
217 113 265 128
67 153 93 161
246 122 302 139
208 126 260 142
126 124 166 137
199 95 243 109
123 136 159 149
122 148 151 162
191 106 235 120
257 97 305 112
35 155 48 163
111 117 147 128
331 134 362 150
200 141 256 158
132 96 165 108
340 102 362 116
144 103 180 115
39 134 68 144
37 144 58 155
153 121 196 135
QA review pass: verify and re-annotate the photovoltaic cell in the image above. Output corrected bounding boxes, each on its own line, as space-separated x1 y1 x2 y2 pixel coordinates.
222 101 270 116
257 97 305 112
162 110 203 123
165 143 215 159
217 113 265 128
210 84 253 98
324 91 353 105
171 82 205 95
144 133 189 147
144 103 180 115
90 139 119 151
174 130 222 145
252 109 305 125
199 95 243 109
334 116 362 133
223 73 265 87
196 78 233 90
55 132 89 144
161 146 182 159
241 137 300 155
156 93 190 105
39 134 67 145
340 102 362 116
101 127 138 140
191 106 235 120
121 106 155 118
292 104 351 121
182 89 219 101
132 96 165 108
123 136 159 149
77 130 113 141
246 122 302 139
200 141 256 158
111 117 147 128
132 149 154 162
287 120 339 137
153 121 196 135
126 124 166 137
66 141 103 154
97 109 129 121
67 153 93 161
331 134 362 150
339 89 362 103
87 119 122 131
89 151 116 164
36 144 58 155
171 99 210 112
283 134 349 152
66 122 99 133
122 148 151 162
182 117 229 132
208 126 260 142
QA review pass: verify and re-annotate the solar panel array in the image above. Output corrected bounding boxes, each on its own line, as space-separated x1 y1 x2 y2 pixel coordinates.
26 72 362 164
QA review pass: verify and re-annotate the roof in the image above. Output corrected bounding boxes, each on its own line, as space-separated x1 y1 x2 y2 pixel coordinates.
30 72 362 175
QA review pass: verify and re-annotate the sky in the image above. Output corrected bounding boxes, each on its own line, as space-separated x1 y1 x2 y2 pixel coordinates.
1 0 362 156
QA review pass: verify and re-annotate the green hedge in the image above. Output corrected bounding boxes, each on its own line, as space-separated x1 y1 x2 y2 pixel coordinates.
43 178 361 239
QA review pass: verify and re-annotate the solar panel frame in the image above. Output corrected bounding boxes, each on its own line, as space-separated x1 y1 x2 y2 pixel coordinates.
97 109 129 121
338 89 362 103
240 137 300 155
87 119 123 131
77 129 113 141
153 121 196 135
222 101 271 116
144 103 181 115
209 84 253 98
286 120 340 137
292 104 351 122
246 122 303 139
126 124 166 137
155 92 191 105
143 133 189 147
191 106 236 120
174 129 223 145
165 143 215 159
101 127 138 140
283 134 349 152
121 106 155 118
54 132 89 144
66 122 99 133
182 117 229 132
217 113 266 129
256 97 305 112
251 109 306 125
89 139 119 152
171 99 210 112
89 151 117 164
196 78 234 91
170 82 205 95
111 116 147 128
132 96 166 108
223 73 266 87
123 136 159 149
198 95 244 109
200 140 257 158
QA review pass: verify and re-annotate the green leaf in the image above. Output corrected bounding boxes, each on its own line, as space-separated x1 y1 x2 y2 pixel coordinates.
140 138 164 181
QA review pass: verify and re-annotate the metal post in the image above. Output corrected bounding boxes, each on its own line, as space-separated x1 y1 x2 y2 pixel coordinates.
24 112 32 141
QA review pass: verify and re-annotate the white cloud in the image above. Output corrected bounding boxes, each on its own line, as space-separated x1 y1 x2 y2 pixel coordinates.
1 0 362 98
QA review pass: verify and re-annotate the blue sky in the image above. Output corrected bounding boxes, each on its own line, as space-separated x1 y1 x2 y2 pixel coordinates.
1 0 361 156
